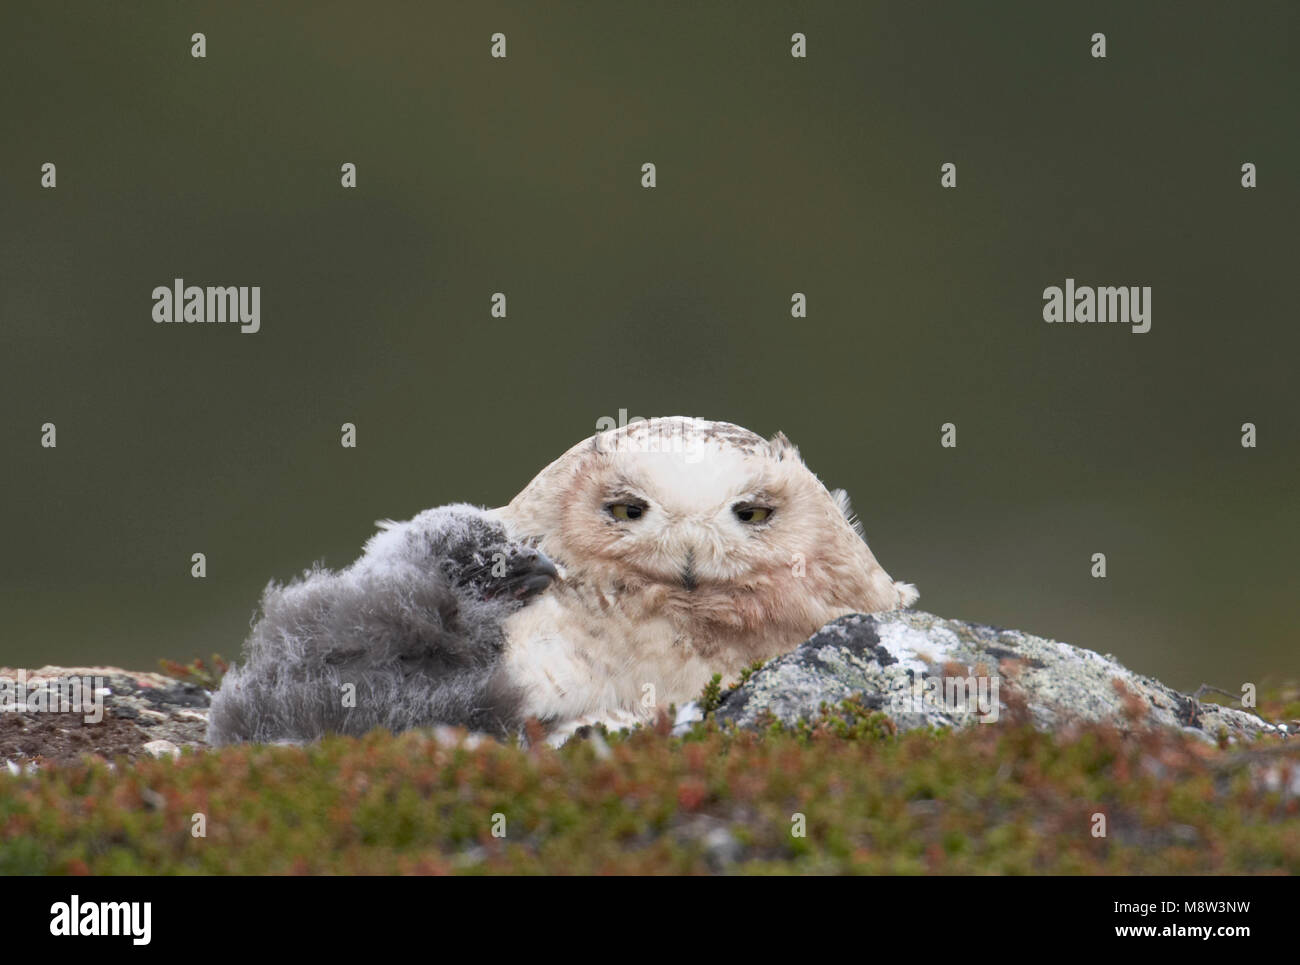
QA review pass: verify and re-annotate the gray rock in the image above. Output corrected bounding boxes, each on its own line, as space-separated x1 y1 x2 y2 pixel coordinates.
713 611 1280 743
4 610 1281 763
0 665 211 766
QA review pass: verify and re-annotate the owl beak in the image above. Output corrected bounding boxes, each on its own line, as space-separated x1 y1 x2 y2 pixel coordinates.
502 549 561 601
680 548 698 592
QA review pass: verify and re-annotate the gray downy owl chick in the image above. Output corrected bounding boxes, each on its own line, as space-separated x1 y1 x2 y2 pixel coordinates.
206 504 558 746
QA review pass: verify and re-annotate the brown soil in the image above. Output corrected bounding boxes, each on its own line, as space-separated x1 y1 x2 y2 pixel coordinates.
0 709 148 767
0 666 211 768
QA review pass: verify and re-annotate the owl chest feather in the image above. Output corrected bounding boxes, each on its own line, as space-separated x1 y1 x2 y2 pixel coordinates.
499 578 793 724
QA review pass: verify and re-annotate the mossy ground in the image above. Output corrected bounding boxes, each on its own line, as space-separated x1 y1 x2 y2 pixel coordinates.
3 691 1297 874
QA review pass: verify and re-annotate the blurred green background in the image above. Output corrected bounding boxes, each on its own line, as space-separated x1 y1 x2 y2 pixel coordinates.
1 1 1295 690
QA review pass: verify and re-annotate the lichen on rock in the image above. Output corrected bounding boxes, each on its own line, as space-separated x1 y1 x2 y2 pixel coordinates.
713 611 1279 743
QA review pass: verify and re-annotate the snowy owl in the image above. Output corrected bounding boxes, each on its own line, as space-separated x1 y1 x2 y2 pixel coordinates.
491 416 917 738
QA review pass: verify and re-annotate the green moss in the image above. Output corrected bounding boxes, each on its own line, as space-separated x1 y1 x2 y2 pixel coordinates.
2 707 1296 874
698 673 723 714
732 660 767 690
697 660 770 715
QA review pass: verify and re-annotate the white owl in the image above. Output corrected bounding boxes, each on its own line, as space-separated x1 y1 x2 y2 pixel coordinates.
492 416 916 739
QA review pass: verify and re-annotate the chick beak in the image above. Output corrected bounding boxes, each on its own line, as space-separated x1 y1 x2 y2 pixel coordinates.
503 549 561 601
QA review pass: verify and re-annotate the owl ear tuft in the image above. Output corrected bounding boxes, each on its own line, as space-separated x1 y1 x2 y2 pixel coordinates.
767 431 799 462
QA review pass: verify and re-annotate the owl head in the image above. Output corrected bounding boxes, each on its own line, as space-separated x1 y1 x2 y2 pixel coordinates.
498 417 916 642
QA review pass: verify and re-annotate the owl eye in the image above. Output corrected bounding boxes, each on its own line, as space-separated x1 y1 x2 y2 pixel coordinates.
607 502 646 521
733 504 772 524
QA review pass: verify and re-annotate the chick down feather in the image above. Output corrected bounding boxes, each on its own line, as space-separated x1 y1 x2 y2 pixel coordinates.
206 504 556 745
